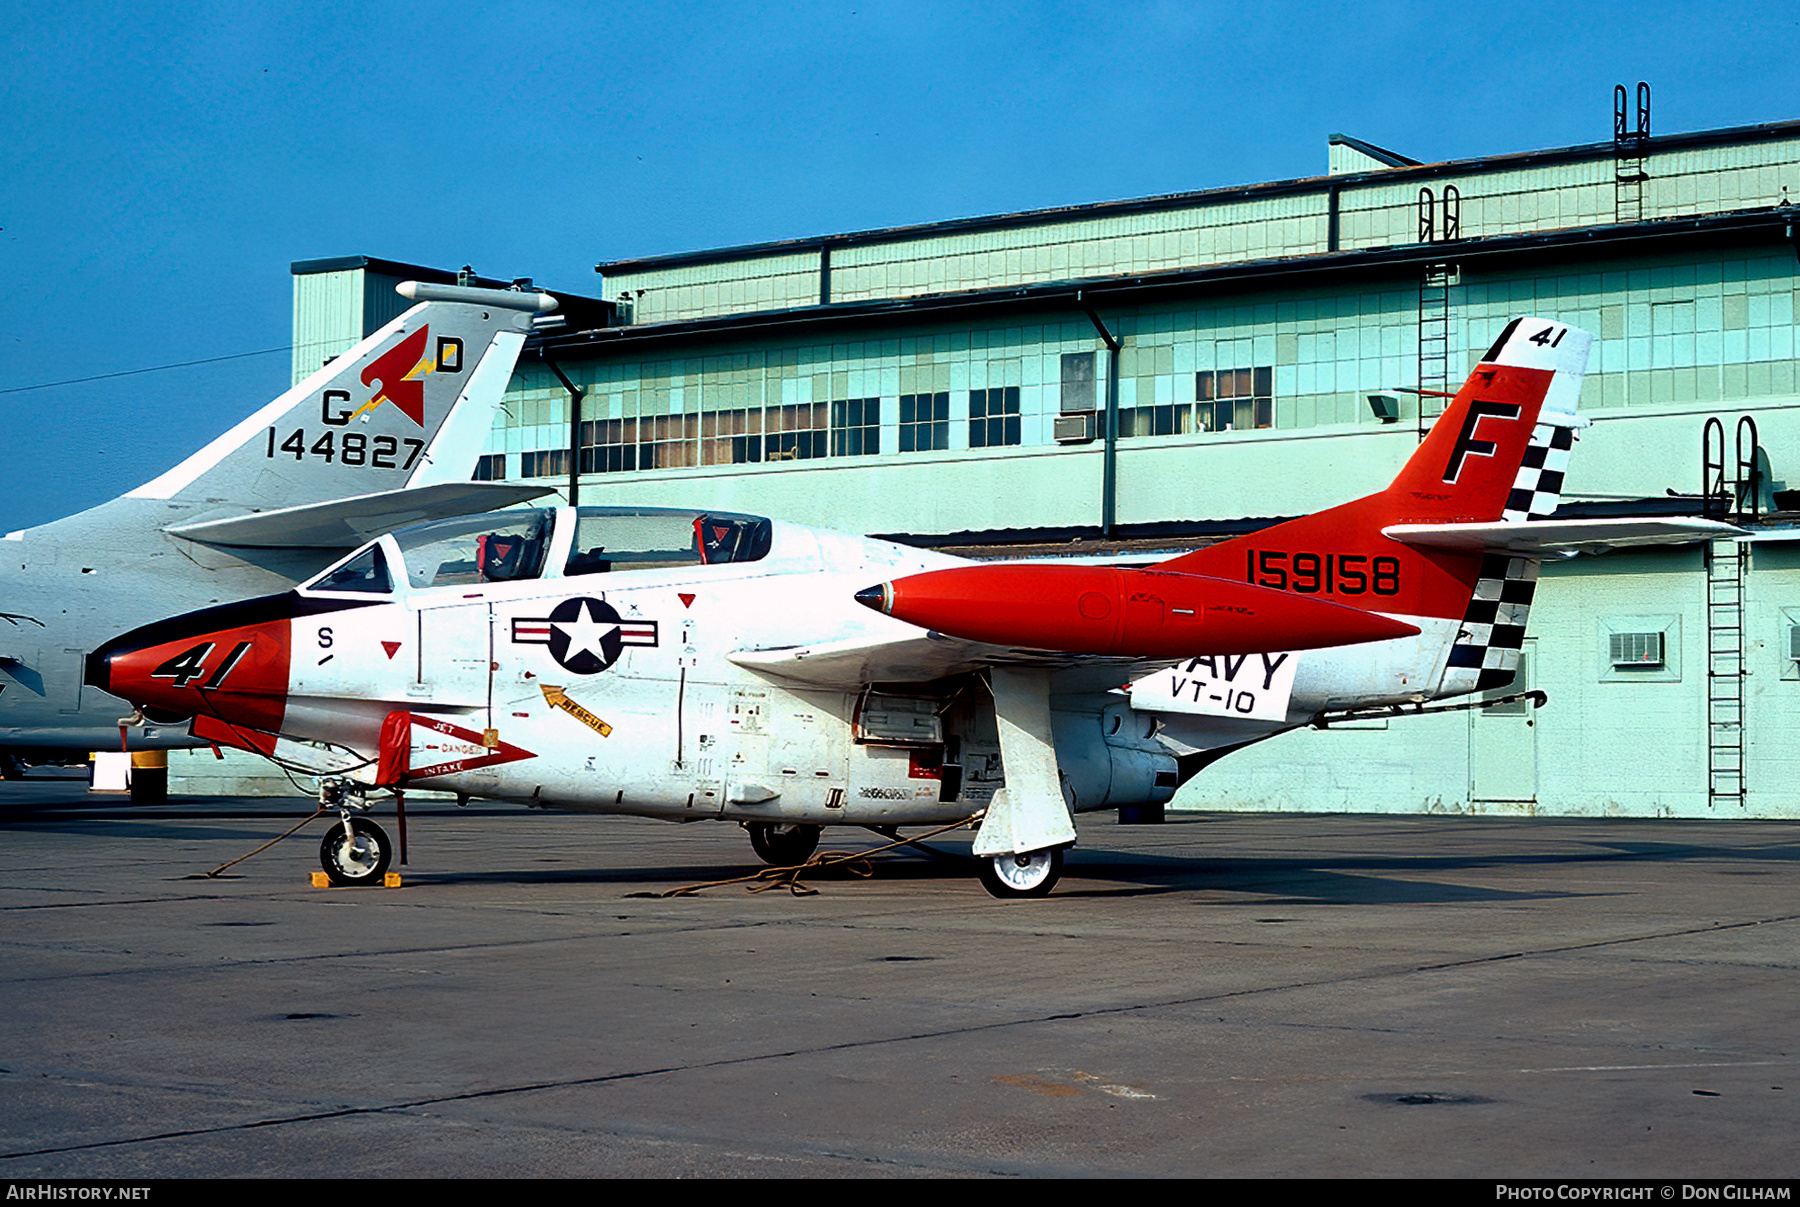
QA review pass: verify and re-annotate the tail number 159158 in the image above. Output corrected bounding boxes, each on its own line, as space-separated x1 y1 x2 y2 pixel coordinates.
1247 549 1400 596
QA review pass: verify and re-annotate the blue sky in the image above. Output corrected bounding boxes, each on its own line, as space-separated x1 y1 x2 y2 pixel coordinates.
3 0 1797 529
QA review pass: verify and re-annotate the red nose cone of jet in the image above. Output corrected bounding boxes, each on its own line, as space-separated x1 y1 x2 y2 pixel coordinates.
86 594 300 734
858 563 1419 657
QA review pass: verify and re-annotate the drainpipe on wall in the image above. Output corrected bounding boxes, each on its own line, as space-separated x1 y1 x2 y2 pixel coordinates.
1080 293 1123 538
545 359 585 508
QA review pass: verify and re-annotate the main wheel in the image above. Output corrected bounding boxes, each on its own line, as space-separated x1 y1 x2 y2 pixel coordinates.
977 847 1063 899
319 817 392 886
746 822 822 866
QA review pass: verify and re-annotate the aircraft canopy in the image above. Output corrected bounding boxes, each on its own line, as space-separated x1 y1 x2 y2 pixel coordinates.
300 506 773 597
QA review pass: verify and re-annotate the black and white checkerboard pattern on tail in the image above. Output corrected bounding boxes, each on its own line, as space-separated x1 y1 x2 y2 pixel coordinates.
1443 417 1574 695
1501 420 1575 522
1441 555 1539 695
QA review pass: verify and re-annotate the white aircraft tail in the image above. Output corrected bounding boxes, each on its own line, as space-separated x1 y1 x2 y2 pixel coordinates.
127 281 554 511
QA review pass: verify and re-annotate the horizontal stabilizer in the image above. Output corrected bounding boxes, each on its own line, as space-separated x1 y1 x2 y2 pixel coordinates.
1381 516 1745 555
166 482 557 548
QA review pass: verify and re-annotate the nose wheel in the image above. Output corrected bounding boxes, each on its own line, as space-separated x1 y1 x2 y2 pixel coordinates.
319 817 393 885
977 847 1062 898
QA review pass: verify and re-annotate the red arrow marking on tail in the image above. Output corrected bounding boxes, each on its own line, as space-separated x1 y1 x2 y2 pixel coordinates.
360 325 431 426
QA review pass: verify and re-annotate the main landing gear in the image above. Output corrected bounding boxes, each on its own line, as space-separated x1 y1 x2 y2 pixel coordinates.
317 779 394 886
745 821 822 866
976 847 1063 899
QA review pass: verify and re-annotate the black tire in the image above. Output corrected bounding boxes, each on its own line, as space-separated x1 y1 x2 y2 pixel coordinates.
746 822 822 866
977 847 1063 899
319 818 392 886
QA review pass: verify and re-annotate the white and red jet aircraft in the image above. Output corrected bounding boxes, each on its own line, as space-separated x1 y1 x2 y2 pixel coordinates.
85 317 1731 896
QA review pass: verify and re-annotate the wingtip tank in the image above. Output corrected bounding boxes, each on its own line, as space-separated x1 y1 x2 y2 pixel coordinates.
859 563 1418 657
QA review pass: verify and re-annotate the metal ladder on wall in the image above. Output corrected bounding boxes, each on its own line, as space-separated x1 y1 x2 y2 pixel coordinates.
1414 186 1460 441
1705 537 1746 810
1701 414 1757 810
1417 263 1453 439
1613 82 1650 224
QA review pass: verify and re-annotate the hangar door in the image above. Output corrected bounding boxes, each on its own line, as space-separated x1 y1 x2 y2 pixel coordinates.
1468 639 1537 804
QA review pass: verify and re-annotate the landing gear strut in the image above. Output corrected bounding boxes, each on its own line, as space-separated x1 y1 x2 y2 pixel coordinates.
746 821 822 866
317 779 393 886
977 847 1063 899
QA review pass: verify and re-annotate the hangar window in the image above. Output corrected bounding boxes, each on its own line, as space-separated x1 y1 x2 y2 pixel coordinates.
1120 404 1193 438
520 449 568 479
830 398 881 456
700 408 762 465
770 406 831 464
636 414 700 469
579 419 636 473
900 392 949 451
473 453 506 481
764 402 828 461
578 416 700 473
969 387 1021 448
1198 367 1273 432
1060 353 1096 413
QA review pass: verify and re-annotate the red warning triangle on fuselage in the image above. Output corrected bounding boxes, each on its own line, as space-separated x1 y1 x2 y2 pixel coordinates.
381 641 401 659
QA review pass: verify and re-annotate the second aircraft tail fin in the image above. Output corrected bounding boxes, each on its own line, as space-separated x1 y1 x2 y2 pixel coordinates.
127 281 555 512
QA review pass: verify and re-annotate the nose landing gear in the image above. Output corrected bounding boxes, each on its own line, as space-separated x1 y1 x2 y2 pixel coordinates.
317 779 394 886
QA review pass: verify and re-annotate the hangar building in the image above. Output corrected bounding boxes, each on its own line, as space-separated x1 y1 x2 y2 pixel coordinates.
264 109 1800 819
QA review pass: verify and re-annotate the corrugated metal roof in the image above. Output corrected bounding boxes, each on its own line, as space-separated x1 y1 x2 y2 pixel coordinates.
594 118 1800 276
538 207 1800 359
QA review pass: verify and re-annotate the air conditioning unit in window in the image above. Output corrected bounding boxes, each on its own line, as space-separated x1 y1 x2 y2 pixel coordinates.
1610 631 1665 668
1788 624 1800 665
1054 412 1096 444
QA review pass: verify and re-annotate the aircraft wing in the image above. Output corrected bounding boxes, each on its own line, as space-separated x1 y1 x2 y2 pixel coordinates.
1381 516 1744 555
164 482 558 548
727 631 1143 690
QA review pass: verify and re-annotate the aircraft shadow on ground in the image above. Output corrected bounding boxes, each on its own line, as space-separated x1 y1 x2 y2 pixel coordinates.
379 835 1796 907
6 795 1794 908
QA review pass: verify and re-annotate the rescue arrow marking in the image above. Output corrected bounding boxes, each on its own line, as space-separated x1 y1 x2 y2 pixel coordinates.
540 684 613 737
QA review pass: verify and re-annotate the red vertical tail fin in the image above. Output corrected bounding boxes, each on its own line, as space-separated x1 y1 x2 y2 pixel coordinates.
1157 317 1593 629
